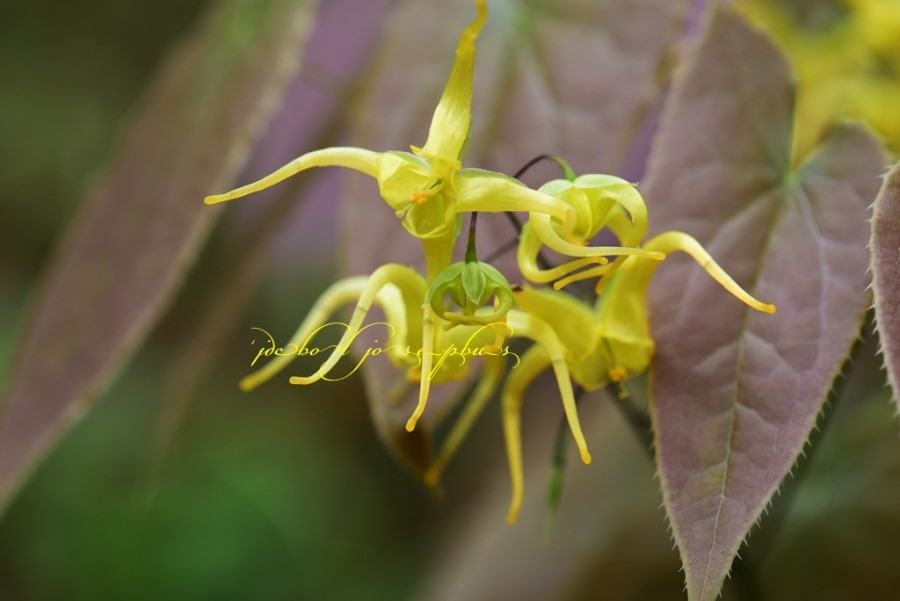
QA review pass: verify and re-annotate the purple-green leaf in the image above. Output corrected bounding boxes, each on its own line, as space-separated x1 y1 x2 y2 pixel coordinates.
0 0 317 510
642 6 885 601
871 163 900 406
340 0 688 473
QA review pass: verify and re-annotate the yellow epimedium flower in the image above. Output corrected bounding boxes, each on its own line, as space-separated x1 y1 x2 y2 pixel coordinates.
518 173 666 292
426 259 513 329
426 212 514 330
204 0 578 282
239 263 427 393
501 231 776 524
415 212 516 434
239 262 503 394
238 259 597 492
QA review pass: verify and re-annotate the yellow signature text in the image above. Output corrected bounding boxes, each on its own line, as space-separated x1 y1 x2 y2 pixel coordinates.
249 322 520 382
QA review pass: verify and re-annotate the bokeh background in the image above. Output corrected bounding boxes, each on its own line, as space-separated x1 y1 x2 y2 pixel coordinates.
0 1 430 599
2 1 900 600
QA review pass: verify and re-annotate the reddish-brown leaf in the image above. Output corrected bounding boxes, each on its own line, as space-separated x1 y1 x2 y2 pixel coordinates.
642 6 885 600
871 163 900 406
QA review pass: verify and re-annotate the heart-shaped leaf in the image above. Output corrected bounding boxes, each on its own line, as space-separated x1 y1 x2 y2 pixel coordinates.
0 0 318 510
340 0 689 473
641 6 885 601
871 163 900 406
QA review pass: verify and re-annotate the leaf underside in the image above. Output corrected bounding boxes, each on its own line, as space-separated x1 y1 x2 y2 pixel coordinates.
0 0 318 510
870 163 900 408
642 6 885 601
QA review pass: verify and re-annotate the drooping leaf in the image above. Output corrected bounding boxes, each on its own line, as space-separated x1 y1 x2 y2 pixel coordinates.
871 163 900 406
642 6 886 601
0 0 318 510
339 0 689 473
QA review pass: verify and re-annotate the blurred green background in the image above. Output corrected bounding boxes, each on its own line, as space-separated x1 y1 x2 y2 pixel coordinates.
0 1 444 599
2 1 900 600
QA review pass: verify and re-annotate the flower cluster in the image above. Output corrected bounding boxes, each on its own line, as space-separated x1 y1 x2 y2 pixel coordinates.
206 0 775 524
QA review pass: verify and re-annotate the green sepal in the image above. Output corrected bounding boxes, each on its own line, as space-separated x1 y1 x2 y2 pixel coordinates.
426 260 514 327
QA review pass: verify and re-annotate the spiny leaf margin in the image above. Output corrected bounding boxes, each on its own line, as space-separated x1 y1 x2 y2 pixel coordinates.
642 5 886 601
870 162 900 408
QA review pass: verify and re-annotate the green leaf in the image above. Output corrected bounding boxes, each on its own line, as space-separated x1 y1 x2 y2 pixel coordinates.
339 0 689 474
0 0 318 511
870 163 900 407
642 6 886 601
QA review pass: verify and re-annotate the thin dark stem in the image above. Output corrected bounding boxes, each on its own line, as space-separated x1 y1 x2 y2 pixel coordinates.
507 155 570 271
512 153 575 180
608 385 654 458
465 212 479 263
544 386 586 544
501 156 587 290
513 154 555 179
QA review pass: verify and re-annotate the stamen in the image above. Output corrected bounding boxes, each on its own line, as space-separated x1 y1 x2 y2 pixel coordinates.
410 177 444 205
608 365 627 382
395 203 413 218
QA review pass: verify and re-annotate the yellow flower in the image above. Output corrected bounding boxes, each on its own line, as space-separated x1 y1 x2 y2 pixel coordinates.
239 262 500 396
207 1 673 441
501 231 776 523
204 0 586 282
238 257 590 500
518 173 665 292
209 1 778 527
